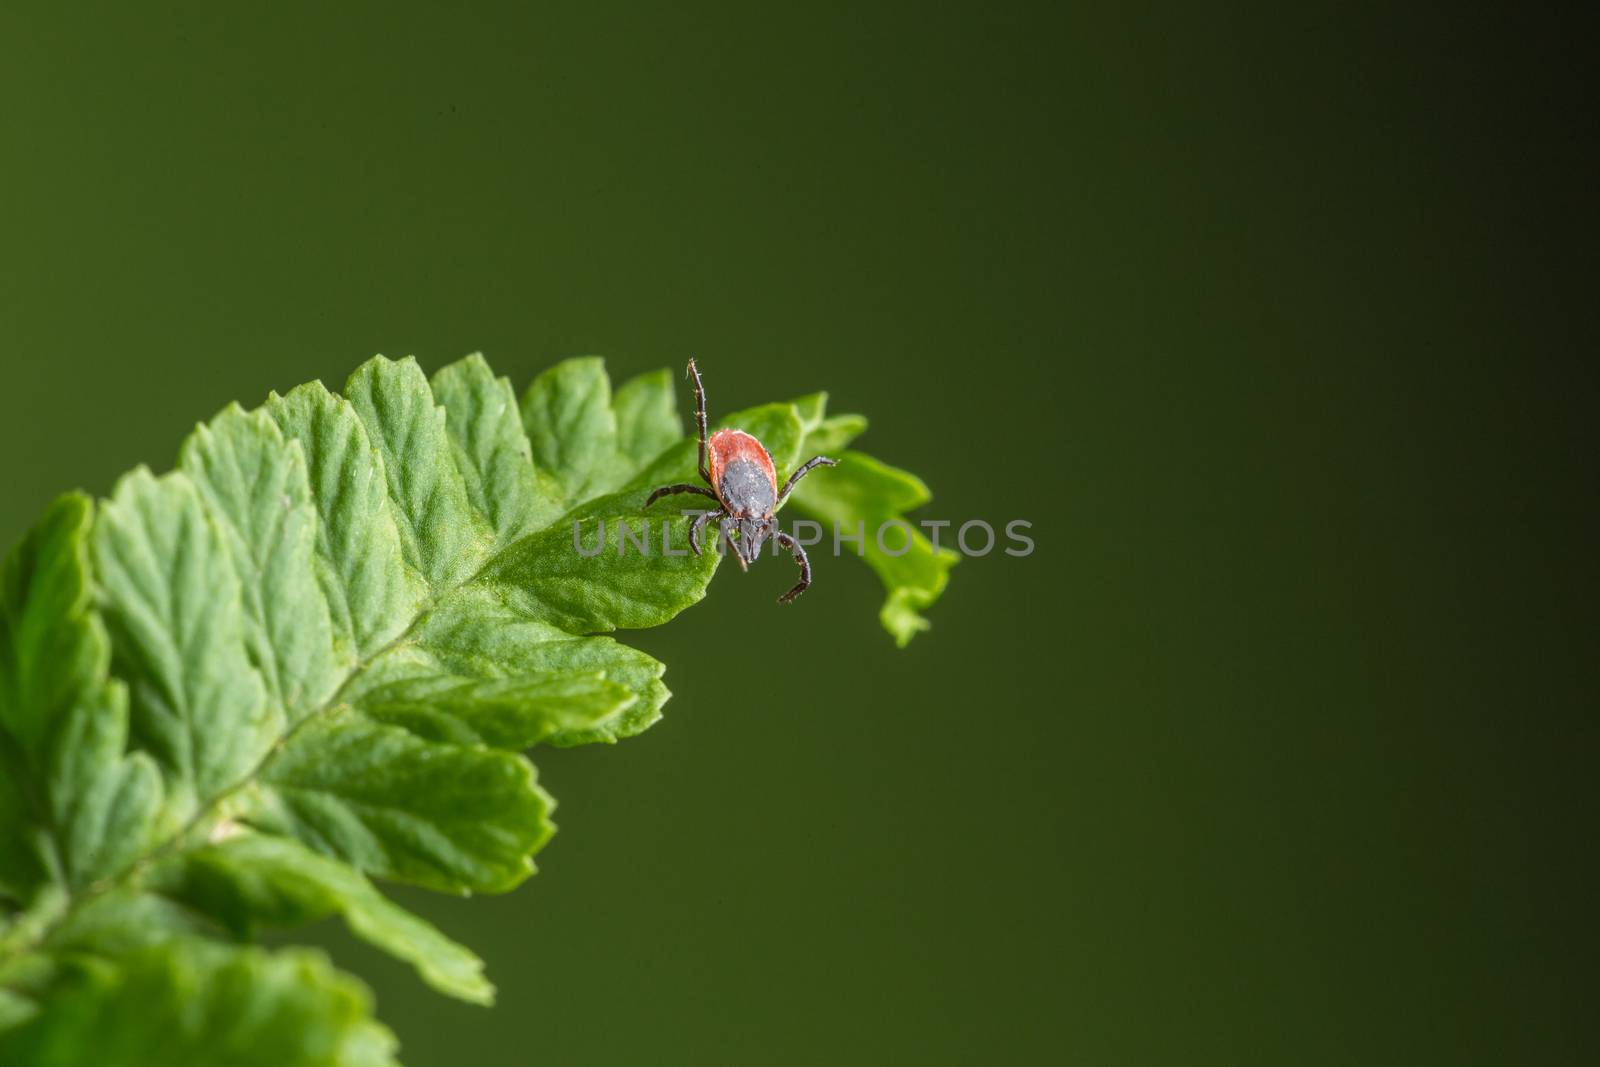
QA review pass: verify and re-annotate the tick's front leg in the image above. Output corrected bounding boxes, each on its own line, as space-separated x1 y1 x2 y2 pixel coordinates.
688 509 722 556
775 455 837 509
687 358 712 484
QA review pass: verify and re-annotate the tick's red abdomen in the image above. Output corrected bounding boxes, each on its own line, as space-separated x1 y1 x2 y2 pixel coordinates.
708 429 777 516
708 429 776 486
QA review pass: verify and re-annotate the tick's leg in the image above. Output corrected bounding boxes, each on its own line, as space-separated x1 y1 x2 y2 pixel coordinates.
773 530 812 603
687 358 711 484
688 509 722 556
775 455 837 508
718 515 747 571
646 483 718 508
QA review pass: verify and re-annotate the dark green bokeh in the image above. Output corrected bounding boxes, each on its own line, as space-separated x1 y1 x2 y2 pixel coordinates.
2 3 1591 1063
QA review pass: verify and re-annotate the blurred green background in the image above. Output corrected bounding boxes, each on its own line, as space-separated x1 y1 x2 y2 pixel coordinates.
2 2 1592 1064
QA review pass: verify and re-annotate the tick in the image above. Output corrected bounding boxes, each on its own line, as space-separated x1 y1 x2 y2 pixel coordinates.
645 359 836 603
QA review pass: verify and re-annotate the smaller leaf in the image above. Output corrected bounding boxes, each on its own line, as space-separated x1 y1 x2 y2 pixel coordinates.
243 711 553 894
791 391 868 457
180 404 345 724
474 511 719 635
612 368 682 467
42 684 164 892
0 941 398 1067
344 356 493 587
265 381 426 660
790 452 958 646
356 672 634 749
0 496 97 759
151 834 493 1004
0 494 162 897
393 590 672 745
93 468 277 816
519 357 618 502
44 887 219 958
432 354 561 542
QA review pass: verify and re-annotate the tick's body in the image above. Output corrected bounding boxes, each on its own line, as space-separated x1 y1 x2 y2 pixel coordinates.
645 360 835 602
707 430 777 517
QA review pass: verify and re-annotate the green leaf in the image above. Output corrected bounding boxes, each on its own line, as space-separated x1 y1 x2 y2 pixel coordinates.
92 469 276 818
790 390 869 457
785 393 954 644
150 833 492 1004
474 512 718 633
612 368 682 467
179 405 345 724
44 886 219 957
379 589 672 746
355 671 634 749
431 354 561 541
264 381 425 660
791 451 958 645
0 352 951 1061
0 496 98 761
519 356 619 502
244 711 553 894
0 494 162 901
0 941 397 1067
344 356 493 587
